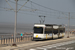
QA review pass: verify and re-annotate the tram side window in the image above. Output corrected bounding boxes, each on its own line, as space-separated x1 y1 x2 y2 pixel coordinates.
53 29 58 34
60 28 65 33
60 30 63 33
63 28 65 32
45 28 52 34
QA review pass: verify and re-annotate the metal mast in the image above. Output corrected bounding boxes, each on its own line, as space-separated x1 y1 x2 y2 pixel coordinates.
67 12 70 38
12 0 18 46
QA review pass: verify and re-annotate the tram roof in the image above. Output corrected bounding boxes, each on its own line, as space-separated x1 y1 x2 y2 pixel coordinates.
34 23 61 25
34 24 62 26
45 24 62 26
34 24 65 28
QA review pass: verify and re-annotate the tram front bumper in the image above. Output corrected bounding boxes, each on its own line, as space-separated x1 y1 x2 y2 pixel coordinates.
33 37 44 40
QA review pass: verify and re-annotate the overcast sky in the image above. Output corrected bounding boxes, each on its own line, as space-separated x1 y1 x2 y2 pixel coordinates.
0 0 75 25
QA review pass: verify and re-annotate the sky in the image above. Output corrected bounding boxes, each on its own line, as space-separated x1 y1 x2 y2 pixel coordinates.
0 0 75 26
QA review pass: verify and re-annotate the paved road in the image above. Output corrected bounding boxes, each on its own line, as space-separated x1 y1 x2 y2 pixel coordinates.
50 43 75 50
30 40 75 50
0 36 75 50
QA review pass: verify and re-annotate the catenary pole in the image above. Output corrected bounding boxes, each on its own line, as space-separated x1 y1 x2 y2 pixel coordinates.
67 12 70 38
12 0 18 46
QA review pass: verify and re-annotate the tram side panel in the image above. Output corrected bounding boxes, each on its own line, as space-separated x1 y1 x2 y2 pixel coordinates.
44 27 53 39
59 28 65 37
53 26 59 39
33 34 45 40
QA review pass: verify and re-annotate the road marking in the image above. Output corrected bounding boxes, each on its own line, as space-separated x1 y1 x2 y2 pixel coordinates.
29 49 36 50
36 40 75 49
56 47 74 50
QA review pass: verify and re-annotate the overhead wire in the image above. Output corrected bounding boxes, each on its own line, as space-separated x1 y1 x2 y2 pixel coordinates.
1 0 75 19
5 0 15 11
7 0 60 16
30 0 75 18
0 6 57 16
8 0 61 14
29 1 64 13
1 0 75 14
0 8 58 18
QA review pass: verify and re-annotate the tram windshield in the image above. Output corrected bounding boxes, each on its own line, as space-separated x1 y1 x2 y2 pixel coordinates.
34 27 43 33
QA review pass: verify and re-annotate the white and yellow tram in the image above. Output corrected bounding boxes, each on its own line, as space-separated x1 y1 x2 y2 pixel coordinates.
33 24 65 40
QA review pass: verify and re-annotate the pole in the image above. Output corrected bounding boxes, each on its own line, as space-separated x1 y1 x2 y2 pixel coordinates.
12 0 18 46
67 12 70 38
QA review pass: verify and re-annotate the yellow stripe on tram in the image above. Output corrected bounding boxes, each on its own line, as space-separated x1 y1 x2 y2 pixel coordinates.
46 34 47 39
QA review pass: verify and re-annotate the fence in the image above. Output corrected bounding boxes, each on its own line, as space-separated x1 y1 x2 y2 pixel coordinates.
0 35 33 45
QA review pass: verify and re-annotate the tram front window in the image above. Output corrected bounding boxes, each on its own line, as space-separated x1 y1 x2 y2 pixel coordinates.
34 27 43 33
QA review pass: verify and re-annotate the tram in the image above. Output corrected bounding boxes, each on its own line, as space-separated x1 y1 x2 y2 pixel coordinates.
33 24 65 40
